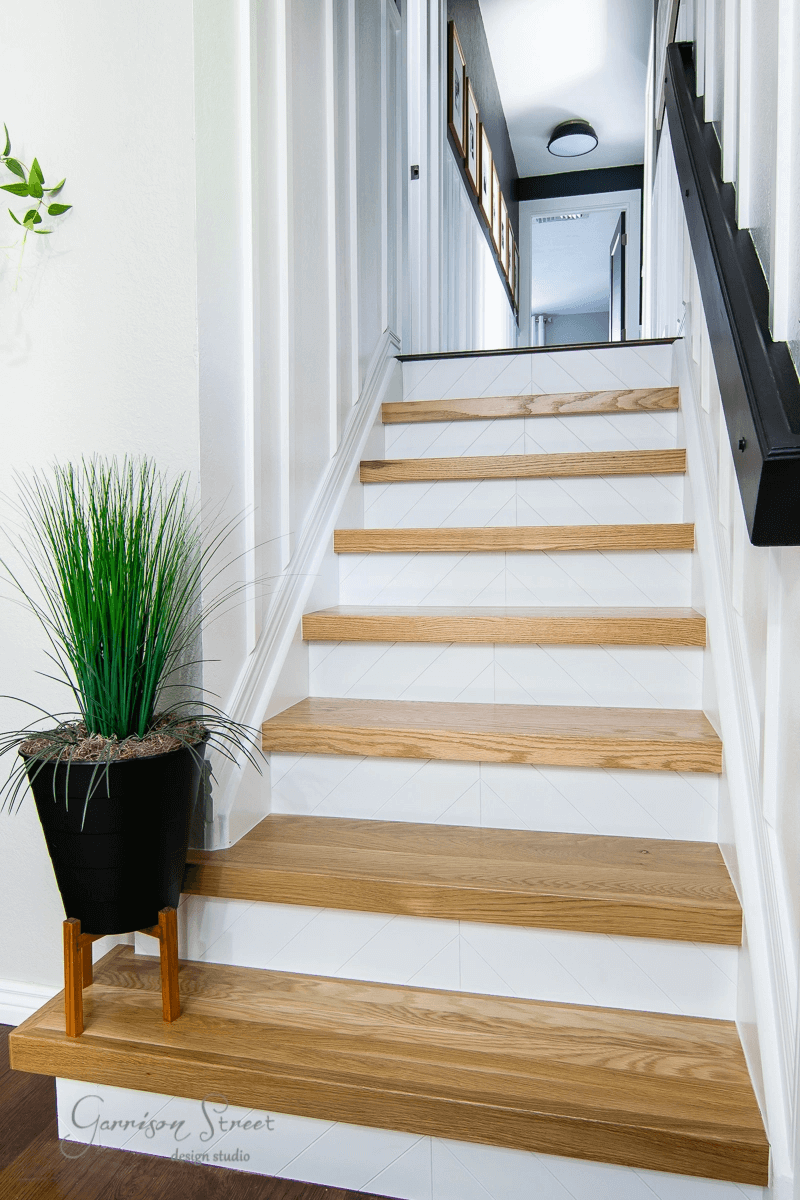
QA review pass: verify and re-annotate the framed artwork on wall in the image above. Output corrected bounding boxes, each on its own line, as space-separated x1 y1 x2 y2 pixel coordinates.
499 195 508 277
479 127 492 224
448 23 466 157
508 230 515 297
514 242 520 309
465 80 479 195
491 164 500 250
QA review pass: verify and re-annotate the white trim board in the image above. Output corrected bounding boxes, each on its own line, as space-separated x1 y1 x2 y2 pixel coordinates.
209 330 401 849
0 980 58 1027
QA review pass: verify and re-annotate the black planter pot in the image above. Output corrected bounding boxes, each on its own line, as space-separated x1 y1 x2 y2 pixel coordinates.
25 739 206 935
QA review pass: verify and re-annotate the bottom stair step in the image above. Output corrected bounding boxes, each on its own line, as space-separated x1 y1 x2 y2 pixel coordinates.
11 945 768 1186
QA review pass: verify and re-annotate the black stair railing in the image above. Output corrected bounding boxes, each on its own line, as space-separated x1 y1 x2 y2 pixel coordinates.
665 42 800 545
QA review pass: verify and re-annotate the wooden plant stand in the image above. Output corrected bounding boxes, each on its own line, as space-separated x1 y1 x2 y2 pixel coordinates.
63 906 180 1037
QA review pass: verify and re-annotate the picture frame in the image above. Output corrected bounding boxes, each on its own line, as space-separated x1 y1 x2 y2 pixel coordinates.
491 163 500 250
464 79 479 195
514 242 520 310
508 229 516 297
479 126 492 225
447 23 466 158
499 194 509 277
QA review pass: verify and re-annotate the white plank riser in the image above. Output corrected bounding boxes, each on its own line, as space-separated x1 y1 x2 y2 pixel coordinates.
269 753 718 842
339 549 693 606
149 895 738 1021
384 413 680 461
308 641 704 709
56 1078 763 1200
401 344 674 403
363 474 684 530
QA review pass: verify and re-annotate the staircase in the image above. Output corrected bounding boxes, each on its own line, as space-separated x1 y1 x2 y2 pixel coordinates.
11 343 769 1198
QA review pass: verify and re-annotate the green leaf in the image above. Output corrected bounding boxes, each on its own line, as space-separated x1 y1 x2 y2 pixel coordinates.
23 209 42 225
1 182 30 196
45 178 65 194
4 158 25 179
30 158 44 185
2 125 9 157
27 174 42 199
8 209 20 225
33 228 52 234
47 202 71 216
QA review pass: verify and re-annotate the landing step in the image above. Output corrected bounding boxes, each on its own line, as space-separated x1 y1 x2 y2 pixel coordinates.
360 448 686 483
382 387 680 424
334 523 695 553
184 814 741 944
261 698 723 772
10 946 767 1185
302 605 707 646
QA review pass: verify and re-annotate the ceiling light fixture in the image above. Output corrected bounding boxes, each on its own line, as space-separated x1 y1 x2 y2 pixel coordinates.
536 213 587 223
547 119 598 158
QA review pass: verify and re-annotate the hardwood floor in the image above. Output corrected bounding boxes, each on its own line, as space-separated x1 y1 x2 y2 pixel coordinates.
359 448 686 482
333 523 696 553
380 387 680 423
0 1024 385 1200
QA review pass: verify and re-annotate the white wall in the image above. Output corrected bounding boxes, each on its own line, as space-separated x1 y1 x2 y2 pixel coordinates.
647 69 800 1199
405 0 517 353
0 1 201 989
0 0 404 994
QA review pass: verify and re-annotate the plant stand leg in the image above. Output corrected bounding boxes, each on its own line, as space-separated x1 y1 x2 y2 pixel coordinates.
157 907 180 1023
63 919 84 1038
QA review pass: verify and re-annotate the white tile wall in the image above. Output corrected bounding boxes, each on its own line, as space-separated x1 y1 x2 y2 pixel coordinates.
340 549 693 607
56 1079 763 1200
270 752 718 841
400 343 674 404
171 895 736 1020
308 641 704 708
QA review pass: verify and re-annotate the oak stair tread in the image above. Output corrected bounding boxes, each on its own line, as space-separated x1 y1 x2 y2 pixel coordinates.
360 448 686 482
9 945 767 1185
261 698 723 772
334 523 695 553
382 387 680 424
184 814 741 944
302 605 707 646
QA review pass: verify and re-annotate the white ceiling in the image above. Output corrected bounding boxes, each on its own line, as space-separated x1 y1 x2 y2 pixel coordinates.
478 0 651 177
529 208 621 313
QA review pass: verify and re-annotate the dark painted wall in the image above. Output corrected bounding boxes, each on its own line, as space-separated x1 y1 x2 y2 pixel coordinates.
515 165 644 201
447 0 519 241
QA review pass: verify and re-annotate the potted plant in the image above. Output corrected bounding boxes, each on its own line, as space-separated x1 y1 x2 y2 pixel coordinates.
0 457 259 934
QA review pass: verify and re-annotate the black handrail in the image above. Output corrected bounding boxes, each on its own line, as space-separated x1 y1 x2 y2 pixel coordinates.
665 43 800 545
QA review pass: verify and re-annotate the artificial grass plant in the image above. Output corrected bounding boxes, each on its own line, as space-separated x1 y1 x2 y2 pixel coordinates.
0 456 260 810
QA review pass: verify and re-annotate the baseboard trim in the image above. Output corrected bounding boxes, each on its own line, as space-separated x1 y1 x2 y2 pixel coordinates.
0 980 58 1027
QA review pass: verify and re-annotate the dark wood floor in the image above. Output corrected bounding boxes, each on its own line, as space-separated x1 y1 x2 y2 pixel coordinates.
0 1025 391 1200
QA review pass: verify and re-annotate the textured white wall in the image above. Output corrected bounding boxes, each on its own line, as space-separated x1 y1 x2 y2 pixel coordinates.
0 2 201 986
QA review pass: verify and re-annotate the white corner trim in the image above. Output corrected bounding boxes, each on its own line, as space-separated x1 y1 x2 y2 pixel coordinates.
0 980 58 1026
676 336 796 1182
210 329 401 833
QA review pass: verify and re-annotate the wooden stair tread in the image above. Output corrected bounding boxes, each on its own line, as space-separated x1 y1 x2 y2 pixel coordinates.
302 605 706 646
10 946 767 1185
184 814 741 944
382 388 680 424
334 524 695 553
261 698 722 772
360 449 686 482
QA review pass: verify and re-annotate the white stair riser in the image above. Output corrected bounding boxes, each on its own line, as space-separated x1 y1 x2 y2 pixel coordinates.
401 343 674 404
340 549 693 607
308 642 704 710
56 1079 761 1200
270 753 718 842
363 474 684 530
384 412 679 460
164 896 737 1020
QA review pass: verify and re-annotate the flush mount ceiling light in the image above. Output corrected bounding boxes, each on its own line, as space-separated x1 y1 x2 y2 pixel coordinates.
547 119 598 157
